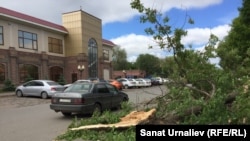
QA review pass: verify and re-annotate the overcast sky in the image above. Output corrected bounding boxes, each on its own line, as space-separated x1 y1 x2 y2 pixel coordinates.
1 0 242 62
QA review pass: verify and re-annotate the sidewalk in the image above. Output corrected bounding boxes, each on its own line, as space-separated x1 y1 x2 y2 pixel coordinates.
0 91 15 97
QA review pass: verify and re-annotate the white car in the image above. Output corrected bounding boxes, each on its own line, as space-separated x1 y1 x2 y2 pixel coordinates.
135 78 147 87
136 78 151 87
142 78 152 87
130 78 144 88
117 78 136 89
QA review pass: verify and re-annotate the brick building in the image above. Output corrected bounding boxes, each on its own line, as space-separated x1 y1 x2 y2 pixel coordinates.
113 70 146 79
0 7 116 87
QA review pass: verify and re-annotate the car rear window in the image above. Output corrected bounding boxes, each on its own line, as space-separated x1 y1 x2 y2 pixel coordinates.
47 81 60 86
65 83 92 92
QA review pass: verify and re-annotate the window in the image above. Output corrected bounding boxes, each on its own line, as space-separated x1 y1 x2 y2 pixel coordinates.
0 64 5 83
48 37 63 54
96 84 109 93
88 38 98 78
49 66 63 82
0 26 3 45
106 84 117 94
34 81 43 86
19 64 38 83
18 30 37 50
24 81 34 86
103 49 109 61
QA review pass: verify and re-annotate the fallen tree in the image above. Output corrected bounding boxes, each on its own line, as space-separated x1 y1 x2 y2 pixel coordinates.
70 108 156 131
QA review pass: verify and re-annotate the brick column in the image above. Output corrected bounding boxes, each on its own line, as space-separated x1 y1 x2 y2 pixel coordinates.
41 52 48 79
9 47 18 85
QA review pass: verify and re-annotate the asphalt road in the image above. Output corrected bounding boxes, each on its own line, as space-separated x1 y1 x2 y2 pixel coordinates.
0 85 168 141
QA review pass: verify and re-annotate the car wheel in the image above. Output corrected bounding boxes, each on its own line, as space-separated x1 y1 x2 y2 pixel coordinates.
123 97 128 102
92 103 102 116
41 92 48 99
16 90 23 97
62 112 72 117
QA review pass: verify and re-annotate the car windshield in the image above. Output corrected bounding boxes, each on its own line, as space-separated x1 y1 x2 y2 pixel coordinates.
64 83 92 93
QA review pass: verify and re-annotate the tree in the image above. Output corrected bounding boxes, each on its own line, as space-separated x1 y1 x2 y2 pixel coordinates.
112 46 130 70
217 0 250 79
24 74 33 82
135 54 160 77
57 74 66 85
130 0 246 124
161 56 177 78
130 0 219 97
216 0 250 123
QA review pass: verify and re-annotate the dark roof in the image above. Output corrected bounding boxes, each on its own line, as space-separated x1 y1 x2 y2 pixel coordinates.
0 7 68 33
102 39 116 47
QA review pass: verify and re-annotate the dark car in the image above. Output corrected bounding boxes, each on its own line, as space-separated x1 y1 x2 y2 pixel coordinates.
50 82 129 116
64 79 91 89
87 77 106 82
150 78 161 86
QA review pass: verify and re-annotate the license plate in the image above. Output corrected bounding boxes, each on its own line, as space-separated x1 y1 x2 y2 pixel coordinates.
59 99 71 103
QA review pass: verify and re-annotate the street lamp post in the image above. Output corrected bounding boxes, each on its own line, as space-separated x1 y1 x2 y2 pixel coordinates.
122 70 127 78
77 65 85 79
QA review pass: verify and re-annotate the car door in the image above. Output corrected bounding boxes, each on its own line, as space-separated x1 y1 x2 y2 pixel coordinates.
31 81 44 96
94 84 113 110
106 84 122 108
22 81 36 95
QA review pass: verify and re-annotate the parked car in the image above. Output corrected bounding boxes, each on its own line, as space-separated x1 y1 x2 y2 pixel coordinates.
150 78 161 86
50 82 129 116
117 78 136 89
107 79 123 90
64 79 91 89
139 78 152 87
87 77 106 82
134 78 146 88
15 80 65 99
154 77 163 85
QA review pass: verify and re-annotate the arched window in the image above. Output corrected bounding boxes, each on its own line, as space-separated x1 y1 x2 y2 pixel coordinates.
49 66 63 82
19 64 38 83
88 38 98 78
0 64 5 83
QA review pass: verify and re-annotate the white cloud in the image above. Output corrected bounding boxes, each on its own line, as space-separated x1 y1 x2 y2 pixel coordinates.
182 24 231 47
209 57 220 66
112 24 231 62
1 0 223 25
111 34 167 62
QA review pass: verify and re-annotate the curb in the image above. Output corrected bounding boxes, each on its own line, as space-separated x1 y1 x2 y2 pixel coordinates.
0 92 15 97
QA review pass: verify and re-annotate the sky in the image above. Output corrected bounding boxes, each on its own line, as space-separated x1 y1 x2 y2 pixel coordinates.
1 0 243 62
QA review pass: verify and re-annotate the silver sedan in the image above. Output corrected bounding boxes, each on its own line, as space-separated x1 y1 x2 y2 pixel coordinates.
15 80 65 99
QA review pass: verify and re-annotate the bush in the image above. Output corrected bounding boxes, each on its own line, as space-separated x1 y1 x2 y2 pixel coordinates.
57 74 66 85
2 79 15 91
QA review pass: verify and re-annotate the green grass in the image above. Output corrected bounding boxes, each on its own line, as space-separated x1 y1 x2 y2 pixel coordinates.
55 102 136 141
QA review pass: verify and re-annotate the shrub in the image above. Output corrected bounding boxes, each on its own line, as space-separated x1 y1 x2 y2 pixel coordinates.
2 79 15 91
